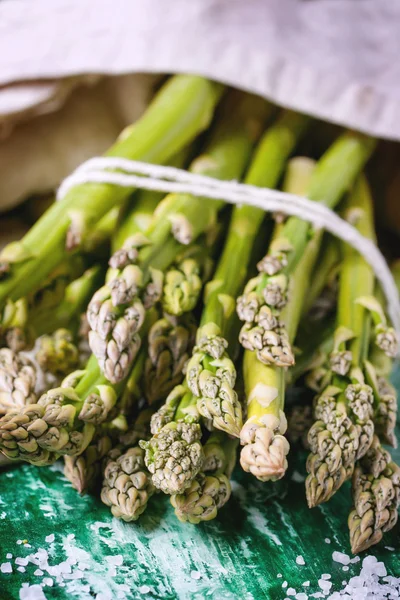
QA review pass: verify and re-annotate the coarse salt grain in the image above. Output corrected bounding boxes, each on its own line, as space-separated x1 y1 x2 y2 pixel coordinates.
385 546 395 552
332 551 351 566
318 579 332 592
302 582 310 587
17 566 26 573
1 562 12 573
34 569 44 576
43 578 53 587
6 553 12 559
287 588 296 596
107 554 123 566
17 540 23 545
16 557 29 566
45 534 55 544
342 566 349 572
277 573 283 578
296 594 308 600
324 539 331 544
321 574 331 580
19 584 47 600
282 581 288 589
296 556 305 566
139 586 151 594
191 571 201 580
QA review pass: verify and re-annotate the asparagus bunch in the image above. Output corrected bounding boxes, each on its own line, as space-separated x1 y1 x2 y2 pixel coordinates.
0 75 223 335
87 92 272 384
141 110 310 497
305 177 397 508
240 130 376 483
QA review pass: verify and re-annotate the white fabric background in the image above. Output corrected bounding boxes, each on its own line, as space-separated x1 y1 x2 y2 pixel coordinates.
0 0 400 140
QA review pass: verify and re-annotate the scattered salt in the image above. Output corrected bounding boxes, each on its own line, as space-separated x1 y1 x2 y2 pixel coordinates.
302 582 310 587
45 534 55 544
191 570 201 580
287 588 296 596
17 566 26 573
332 551 350 566
34 569 44 576
138 586 151 594
277 573 283 578
282 581 288 589
19 584 47 600
296 556 305 566
296 594 308 600
324 538 331 544
6 553 12 559
106 554 123 566
1 562 12 573
118 585 130 593
321 574 331 580
15 557 29 567
17 540 23 545
318 578 332 592
342 566 349 572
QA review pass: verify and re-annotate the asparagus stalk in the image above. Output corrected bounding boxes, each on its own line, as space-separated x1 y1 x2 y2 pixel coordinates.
300 235 340 319
87 92 272 384
171 431 238 523
0 76 223 312
162 243 214 317
0 348 37 415
100 407 156 521
348 435 400 553
140 382 204 494
64 429 114 495
306 177 382 508
237 131 376 368
35 329 80 378
144 314 197 404
240 158 321 481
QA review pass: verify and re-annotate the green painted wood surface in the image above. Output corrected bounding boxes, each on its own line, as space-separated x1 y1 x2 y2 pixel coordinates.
1 382 400 599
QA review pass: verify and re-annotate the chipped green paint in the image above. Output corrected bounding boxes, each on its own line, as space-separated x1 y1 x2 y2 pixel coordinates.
0 409 399 598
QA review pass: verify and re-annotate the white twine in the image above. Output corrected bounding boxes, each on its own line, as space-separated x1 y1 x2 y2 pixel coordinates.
57 157 400 340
